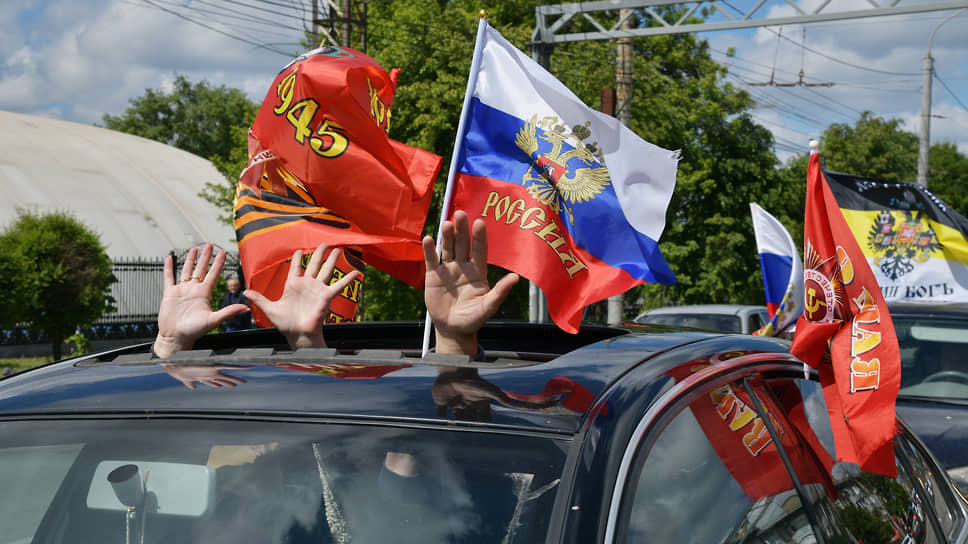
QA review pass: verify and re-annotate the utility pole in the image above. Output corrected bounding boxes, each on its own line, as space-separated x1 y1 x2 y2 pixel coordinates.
918 51 933 188
607 9 634 327
528 39 552 325
313 0 368 52
311 0 319 46
919 8 967 188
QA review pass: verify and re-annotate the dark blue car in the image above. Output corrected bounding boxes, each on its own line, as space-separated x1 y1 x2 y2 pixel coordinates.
892 304 968 494
1 322 965 543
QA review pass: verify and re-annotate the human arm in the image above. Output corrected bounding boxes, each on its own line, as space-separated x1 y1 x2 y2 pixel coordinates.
153 243 250 358
244 244 360 349
422 210 519 355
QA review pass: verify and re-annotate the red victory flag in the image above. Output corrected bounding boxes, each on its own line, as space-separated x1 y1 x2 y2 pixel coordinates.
235 46 442 325
790 152 901 476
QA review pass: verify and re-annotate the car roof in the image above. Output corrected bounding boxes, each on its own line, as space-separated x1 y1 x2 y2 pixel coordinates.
888 302 968 318
637 304 767 317
0 322 792 435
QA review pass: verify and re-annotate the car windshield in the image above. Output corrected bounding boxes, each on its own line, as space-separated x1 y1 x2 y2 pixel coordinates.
641 313 743 333
0 418 566 544
896 314 968 402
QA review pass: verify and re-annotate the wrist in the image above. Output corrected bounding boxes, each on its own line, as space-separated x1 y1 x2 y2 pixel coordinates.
152 333 190 359
434 330 478 355
284 332 327 350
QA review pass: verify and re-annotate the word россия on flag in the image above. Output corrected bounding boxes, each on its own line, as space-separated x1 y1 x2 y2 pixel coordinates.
749 202 803 336
449 21 680 333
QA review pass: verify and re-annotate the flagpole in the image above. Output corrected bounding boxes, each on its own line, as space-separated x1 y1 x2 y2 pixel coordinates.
422 13 490 357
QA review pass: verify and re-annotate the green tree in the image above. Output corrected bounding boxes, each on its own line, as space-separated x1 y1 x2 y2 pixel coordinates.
0 211 116 360
358 1 537 320
928 142 968 215
820 111 918 180
836 502 894 543
101 75 258 224
364 2 787 318
777 112 968 218
626 21 783 309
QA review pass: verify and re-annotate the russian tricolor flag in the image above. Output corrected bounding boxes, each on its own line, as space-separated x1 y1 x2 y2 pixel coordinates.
443 21 679 333
750 202 803 335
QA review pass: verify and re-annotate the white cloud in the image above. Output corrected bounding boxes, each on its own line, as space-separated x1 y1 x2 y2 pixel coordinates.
707 0 968 163
3 0 965 164
3 0 303 124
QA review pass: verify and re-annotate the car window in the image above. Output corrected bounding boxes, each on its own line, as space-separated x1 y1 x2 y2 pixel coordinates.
896 430 960 537
895 315 968 400
747 313 765 333
623 378 818 543
770 378 954 544
0 419 566 544
641 313 743 333
0 444 83 543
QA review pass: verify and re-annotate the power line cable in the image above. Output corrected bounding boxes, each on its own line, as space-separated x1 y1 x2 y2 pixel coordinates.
154 0 304 34
216 0 304 15
139 0 294 56
934 72 968 112
715 51 893 120
726 73 833 127
719 0 921 77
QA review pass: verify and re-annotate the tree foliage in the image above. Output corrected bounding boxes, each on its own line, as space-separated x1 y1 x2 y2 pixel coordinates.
0 211 116 359
101 75 257 224
622 18 783 309
359 0 537 320
926 141 968 216
777 111 968 218
110 5 946 322
821 111 919 181
364 2 788 318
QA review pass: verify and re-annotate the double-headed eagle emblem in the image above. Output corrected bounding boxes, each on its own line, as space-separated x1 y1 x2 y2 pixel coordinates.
867 210 940 281
515 114 610 223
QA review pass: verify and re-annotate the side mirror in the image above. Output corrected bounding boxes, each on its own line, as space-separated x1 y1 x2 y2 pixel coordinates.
87 461 215 517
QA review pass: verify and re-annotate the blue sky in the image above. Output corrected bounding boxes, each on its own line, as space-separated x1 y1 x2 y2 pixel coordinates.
2 0 966 165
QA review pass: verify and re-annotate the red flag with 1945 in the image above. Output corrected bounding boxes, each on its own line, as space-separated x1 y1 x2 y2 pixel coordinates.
790 152 900 477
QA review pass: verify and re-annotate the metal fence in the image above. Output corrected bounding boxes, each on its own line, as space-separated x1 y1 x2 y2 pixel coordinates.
97 257 166 325
1 252 237 346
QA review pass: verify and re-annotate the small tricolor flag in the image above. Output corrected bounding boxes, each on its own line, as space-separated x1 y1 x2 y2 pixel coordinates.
749 202 803 336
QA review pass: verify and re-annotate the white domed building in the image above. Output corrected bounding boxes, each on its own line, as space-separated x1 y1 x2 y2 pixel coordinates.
0 110 238 350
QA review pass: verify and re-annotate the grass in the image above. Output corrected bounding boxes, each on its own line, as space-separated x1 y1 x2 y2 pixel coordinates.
0 355 52 375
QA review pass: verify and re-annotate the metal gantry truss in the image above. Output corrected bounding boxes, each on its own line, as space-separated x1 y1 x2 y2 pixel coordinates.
532 0 968 44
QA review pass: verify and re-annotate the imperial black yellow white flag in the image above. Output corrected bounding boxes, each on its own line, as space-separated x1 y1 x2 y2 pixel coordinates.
824 169 968 303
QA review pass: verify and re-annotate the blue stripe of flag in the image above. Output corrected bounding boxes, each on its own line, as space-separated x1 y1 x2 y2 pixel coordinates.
458 98 674 283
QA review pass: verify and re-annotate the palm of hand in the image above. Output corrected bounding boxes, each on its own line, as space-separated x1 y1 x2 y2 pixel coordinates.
245 244 360 349
158 284 220 343
262 276 335 337
425 262 492 336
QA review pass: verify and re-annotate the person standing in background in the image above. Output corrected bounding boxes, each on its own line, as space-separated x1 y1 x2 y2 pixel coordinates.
221 276 252 332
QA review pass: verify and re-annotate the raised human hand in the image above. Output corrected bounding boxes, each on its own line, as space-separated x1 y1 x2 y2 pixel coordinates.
154 243 250 358
245 244 360 349
423 210 518 355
